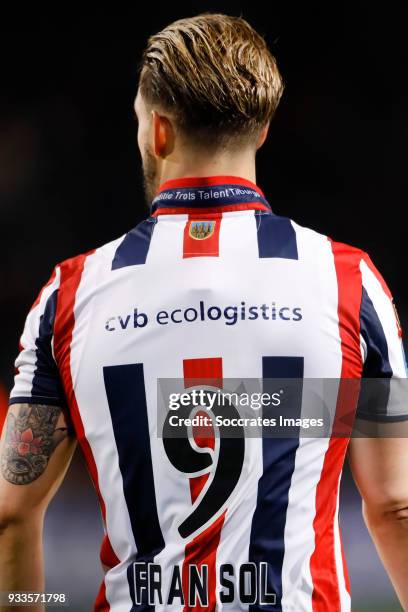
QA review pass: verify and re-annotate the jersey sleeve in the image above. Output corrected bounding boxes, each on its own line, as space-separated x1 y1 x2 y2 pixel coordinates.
356 252 408 421
8 265 67 408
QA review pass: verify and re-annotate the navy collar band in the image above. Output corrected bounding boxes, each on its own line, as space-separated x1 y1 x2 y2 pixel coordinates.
150 175 272 216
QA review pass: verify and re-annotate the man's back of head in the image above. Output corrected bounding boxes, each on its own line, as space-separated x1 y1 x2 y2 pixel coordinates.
135 13 284 202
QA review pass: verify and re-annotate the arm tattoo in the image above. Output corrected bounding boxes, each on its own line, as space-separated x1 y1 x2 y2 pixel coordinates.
1 404 70 485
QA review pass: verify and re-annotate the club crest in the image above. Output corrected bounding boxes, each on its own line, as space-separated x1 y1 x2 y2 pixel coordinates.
189 220 216 240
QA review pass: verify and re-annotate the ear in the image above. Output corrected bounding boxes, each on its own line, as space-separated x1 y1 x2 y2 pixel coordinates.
152 110 173 157
256 122 270 150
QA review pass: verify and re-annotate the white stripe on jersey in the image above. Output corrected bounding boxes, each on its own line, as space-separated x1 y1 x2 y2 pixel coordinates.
333 474 351 611
145 214 184 265
219 210 260 261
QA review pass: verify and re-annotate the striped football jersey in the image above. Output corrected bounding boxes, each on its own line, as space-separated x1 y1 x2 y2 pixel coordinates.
8 176 408 611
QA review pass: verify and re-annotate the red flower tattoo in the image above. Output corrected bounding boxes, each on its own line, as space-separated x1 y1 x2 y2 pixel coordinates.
10 428 43 456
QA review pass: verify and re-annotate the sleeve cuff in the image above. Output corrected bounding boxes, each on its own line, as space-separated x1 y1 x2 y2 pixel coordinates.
8 395 66 407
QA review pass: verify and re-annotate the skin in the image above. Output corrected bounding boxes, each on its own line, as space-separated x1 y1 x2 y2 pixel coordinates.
0 405 76 612
134 88 270 204
348 431 408 610
0 89 408 610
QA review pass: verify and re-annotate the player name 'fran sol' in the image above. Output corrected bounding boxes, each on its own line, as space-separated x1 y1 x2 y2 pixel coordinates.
132 561 276 606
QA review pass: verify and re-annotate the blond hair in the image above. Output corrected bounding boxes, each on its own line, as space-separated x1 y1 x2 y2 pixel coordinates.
139 13 284 148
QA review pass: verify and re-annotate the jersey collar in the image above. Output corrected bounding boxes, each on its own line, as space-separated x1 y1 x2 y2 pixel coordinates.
150 175 272 216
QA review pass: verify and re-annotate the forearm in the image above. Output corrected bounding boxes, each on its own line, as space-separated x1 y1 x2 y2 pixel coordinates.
364 502 408 611
0 395 76 612
0 518 44 612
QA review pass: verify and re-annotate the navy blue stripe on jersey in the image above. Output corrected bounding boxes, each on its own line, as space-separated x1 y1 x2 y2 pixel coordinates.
360 287 392 377
248 356 304 611
8 395 66 406
111 219 157 270
151 184 271 214
103 363 165 610
30 288 66 405
356 287 392 420
255 214 298 260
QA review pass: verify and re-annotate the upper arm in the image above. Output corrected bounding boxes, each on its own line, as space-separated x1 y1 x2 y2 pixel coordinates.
0 265 77 520
348 435 408 514
349 253 408 511
0 402 77 519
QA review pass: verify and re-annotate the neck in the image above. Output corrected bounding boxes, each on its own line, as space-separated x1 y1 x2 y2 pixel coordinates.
157 149 257 186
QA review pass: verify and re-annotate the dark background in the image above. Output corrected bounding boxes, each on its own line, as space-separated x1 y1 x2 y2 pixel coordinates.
1 3 406 610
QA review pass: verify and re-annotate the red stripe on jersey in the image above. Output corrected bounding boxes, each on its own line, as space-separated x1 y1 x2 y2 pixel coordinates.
183 215 222 258
94 580 109 612
157 175 266 198
184 357 223 389
53 250 119 612
310 241 363 610
152 202 270 217
182 357 225 612
100 534 121 570
94 535 123 612
0 381 9 434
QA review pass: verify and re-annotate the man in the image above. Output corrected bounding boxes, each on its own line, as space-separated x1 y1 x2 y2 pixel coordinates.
1 12 408 612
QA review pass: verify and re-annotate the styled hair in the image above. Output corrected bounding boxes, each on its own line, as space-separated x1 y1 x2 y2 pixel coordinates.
138 13 284 148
